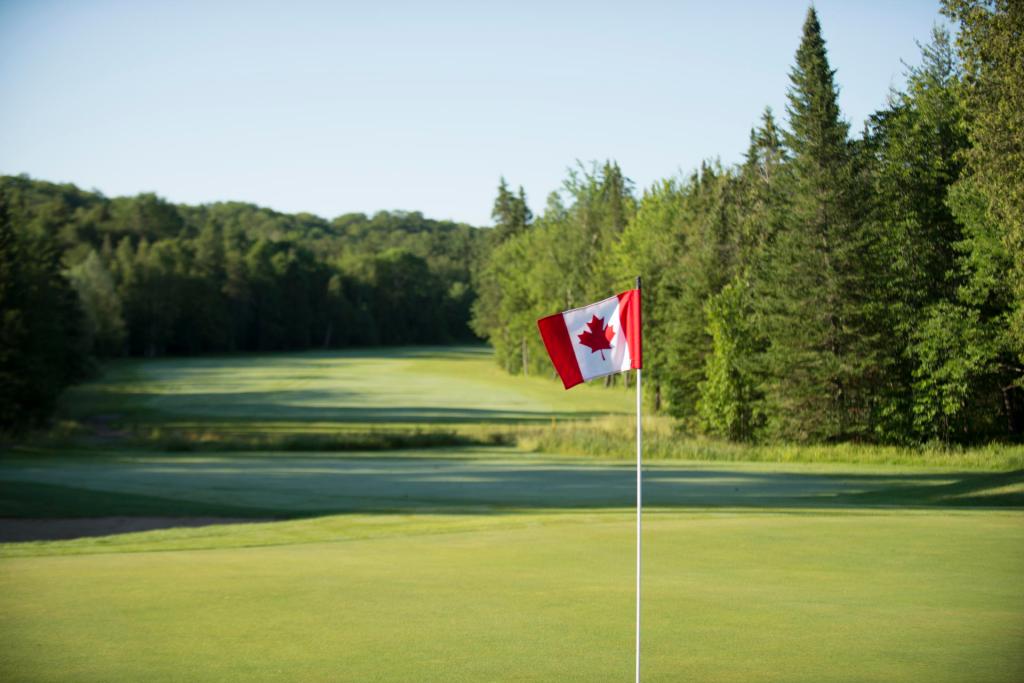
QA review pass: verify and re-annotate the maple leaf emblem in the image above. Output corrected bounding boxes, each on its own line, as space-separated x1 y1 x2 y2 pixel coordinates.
578 315 615 360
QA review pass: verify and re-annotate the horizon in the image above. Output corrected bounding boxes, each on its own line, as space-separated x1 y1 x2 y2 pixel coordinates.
1 0 947 226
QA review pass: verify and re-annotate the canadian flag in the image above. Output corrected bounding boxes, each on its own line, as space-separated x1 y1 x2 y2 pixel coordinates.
537 289 642 389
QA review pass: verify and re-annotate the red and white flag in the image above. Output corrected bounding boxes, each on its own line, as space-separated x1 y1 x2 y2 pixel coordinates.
537 289 642 389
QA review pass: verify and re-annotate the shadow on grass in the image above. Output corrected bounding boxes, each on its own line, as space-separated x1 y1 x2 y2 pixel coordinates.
77 390 613 425
3 458 1020 521
835 468 1024 507
128 429 513 453
0 479 289 520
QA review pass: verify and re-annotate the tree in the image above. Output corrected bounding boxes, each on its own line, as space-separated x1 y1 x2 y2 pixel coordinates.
739 107 787 266
694 108 787 440
697 278 765 441
756 7 879 442
472 163 635 377
657 164 741 422
3 174 490 356
940 0 1024 435
911 302 1004 440
0 192 88 430
109 193 185 240
490 177 532 243
372 249 447 344
618 179 690 410
865 27 969 441
65 250 126 356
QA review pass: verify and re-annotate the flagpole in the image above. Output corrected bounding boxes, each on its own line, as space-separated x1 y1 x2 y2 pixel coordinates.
635 276 642 683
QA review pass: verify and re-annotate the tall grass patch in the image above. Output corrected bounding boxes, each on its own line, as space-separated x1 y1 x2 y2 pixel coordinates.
516 415 1024 470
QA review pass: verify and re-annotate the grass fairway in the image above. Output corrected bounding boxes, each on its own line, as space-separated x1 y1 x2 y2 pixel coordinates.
2 348 1023 681
56 346 631 434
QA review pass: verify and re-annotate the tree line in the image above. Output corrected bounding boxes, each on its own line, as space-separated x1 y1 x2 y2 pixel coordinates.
472 2 1023 444
2 1 1019 444
0 178 487 429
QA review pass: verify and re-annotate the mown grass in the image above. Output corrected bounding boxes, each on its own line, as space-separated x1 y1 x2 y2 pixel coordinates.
54 346 631 432
3 347 1023 681
3 510 1022 682
3 448 1022 533
24 347 1017 469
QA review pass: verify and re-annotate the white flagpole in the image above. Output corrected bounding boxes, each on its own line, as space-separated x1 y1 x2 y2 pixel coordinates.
635 276 642 683
635 365 642 683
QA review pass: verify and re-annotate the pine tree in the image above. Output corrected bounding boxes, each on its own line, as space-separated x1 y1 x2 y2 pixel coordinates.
618 179 689 411
472 178 535 361
757 7 878 442
490 177 532 242
739 108 787 263
613 159 741 420
689 111 786 441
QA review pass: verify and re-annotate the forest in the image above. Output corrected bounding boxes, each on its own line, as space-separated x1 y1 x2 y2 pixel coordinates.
0 178 487 428
471 2 1023 445
2 0 1021 445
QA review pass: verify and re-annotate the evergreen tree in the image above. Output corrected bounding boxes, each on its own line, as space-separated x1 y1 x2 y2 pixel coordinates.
470 178 533 354
372 249 447 345
739 108 787 263
693 108 787 441
651 164 739 422
757 7 878 441
618 179 689 411
490 177 532 242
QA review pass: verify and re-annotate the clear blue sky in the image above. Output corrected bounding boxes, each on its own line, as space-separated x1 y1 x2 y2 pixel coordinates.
1 0 947 226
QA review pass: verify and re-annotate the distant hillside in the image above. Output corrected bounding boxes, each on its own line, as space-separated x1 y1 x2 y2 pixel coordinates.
1 173 494 356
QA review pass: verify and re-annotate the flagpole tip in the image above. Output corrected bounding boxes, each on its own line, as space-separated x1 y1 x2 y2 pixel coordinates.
635 275 641 290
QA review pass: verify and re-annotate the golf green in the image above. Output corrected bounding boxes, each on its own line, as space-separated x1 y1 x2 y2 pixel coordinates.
2 510 1022 682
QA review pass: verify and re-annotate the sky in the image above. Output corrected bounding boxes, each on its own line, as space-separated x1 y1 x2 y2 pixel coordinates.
0 0 949 226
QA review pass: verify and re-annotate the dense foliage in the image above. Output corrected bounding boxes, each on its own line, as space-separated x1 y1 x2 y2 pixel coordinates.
0 199 89 429
0 180 486 430
3 3 1020 443
473 3 1023 444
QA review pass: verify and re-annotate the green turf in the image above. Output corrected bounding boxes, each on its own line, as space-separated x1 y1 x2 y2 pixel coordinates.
45 347 1024 469
2 510 1022 682
57 346 631 433
2 450 1022 527
3 347 1023 681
